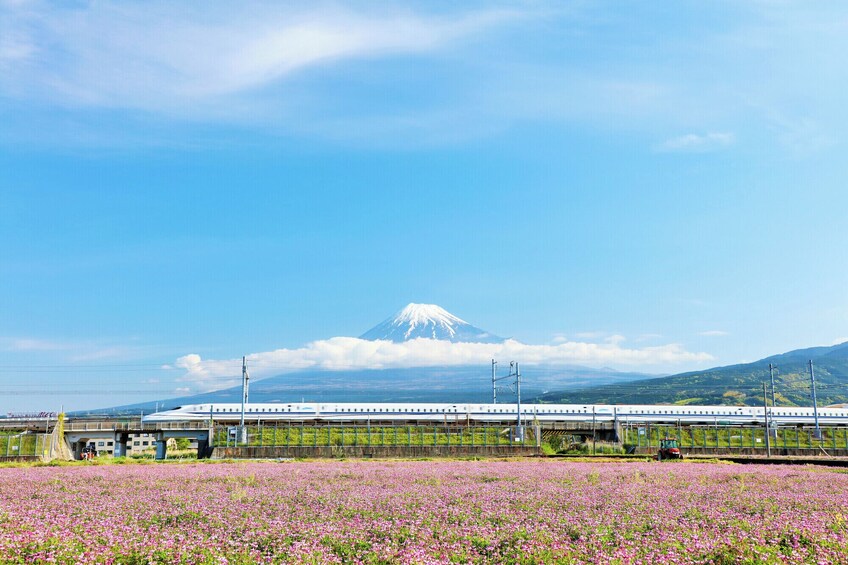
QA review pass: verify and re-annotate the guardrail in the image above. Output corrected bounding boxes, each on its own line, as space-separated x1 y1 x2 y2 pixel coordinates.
64 421 211 432
0 419 57 432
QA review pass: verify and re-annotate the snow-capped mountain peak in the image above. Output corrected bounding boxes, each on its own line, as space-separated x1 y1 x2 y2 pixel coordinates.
393 303 466 336
360 303 504 343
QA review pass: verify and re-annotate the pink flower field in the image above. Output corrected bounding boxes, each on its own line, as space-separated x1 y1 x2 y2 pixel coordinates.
1 460 847 564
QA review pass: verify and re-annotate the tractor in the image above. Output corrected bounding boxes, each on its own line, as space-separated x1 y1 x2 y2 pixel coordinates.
656 437 683 461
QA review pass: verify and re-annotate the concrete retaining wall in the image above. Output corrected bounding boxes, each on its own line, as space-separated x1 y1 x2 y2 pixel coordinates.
0 456 42 463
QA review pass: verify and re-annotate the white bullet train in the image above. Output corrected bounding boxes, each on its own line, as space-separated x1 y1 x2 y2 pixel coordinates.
142 402 848 426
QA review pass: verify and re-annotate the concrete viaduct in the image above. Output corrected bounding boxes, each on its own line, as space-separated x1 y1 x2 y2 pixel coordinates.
63 421 213 459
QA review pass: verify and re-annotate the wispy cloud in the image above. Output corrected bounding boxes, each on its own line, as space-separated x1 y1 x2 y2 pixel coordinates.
571 331 608 340
699 330 729 337
634 333 663 343
654 132 735 153
0 2 521 115
174 336 713 391
68 346 146 362
553 332 628 345
4 3 845 152
2 338 72 352
0 334 172 361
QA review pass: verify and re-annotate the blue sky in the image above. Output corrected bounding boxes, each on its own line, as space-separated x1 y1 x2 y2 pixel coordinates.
1 1 847 411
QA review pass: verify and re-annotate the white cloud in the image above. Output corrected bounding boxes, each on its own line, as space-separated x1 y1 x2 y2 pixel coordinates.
0 2 520 114
605 334 626 346
654 132 735 153
174 336 713 391
832 337 848 346
699 330 729 337
2 3 845 152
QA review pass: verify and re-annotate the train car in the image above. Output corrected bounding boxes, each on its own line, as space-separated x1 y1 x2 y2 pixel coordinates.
141 402 848 427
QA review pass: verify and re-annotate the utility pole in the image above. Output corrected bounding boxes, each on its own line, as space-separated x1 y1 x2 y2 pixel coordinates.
809 360 821 439
762 382 771 457
492 360 523 441
769 363 777 407
492 359 498 404
240 356 250 444
516 363 522 441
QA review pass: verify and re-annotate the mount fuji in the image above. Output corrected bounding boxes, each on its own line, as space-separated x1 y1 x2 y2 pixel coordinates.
93 302 657 414
360 303 504 343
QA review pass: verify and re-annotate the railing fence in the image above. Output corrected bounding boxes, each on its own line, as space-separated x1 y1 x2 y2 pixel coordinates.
0 432 51 458
622 423 848 451
213 422 535 449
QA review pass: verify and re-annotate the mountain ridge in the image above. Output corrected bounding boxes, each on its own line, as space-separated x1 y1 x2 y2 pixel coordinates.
90 364 657 416
536 341 848 407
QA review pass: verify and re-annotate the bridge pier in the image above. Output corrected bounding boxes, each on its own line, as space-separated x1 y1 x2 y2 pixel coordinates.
155 434 167 460
113 433 128 457
196 438 211 459
71 440 84 460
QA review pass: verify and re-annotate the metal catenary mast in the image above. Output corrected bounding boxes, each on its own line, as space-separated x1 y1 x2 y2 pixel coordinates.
809 360 821 439
239 356 250 444
491 359 498 404
492 360 523 441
